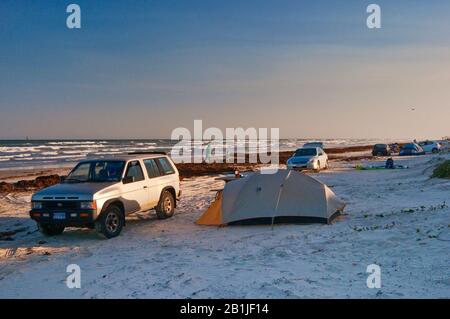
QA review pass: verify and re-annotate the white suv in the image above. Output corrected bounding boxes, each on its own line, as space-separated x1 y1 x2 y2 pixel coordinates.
30 153 181 238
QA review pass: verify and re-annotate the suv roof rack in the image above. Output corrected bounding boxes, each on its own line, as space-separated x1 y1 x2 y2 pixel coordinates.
127 151 168 155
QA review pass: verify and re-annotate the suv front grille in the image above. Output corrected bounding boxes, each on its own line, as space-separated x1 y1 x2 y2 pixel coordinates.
41 201 79 210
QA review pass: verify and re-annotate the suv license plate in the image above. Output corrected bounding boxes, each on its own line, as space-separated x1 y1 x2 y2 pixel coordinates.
53 212 66 220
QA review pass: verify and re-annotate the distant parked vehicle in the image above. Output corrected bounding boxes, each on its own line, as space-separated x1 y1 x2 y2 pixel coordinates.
287 147 328 172
399 143 425 156
389 143 400 153
418 140 441 153
437 140 449 151
372 144 392 156
303 142 324 149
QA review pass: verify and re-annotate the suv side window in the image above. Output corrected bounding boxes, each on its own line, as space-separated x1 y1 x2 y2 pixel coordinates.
155 157 175 175
143 159 161 178
125 161 145 182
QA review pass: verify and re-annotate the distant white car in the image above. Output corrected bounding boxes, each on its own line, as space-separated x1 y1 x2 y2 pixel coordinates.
286 147 328 171
418 141 441 153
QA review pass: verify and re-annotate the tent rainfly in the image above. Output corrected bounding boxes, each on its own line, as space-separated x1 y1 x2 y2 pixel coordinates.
196 169 345 226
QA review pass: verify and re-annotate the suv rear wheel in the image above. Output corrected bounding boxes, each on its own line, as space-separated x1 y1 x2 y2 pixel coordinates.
38 223 65 236
156 190 175 219
95 205 124 239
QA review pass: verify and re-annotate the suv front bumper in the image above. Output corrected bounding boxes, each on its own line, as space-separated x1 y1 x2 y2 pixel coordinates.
30 209 96 226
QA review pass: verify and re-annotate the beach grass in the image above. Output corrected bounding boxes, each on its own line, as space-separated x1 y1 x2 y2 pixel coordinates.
432 160 450 178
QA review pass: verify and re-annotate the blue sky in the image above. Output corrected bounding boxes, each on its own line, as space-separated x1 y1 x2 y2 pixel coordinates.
1 1 450 139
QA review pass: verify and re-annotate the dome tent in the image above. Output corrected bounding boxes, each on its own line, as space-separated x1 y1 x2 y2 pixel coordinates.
196 169 345 226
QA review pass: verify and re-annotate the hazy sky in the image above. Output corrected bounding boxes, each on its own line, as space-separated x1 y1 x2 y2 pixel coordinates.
1 0 450 139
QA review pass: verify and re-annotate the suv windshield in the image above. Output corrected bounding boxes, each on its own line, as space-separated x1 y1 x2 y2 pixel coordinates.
294 148 317 156
66 160 126 183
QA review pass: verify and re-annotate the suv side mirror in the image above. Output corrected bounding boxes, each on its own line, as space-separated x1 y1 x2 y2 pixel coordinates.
60 176 66 183
122 176 135 184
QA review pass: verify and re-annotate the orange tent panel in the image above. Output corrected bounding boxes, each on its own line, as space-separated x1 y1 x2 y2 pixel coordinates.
196 191 224 226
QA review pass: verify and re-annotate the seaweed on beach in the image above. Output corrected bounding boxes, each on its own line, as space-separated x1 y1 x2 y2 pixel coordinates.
0 144 379 193
0 175 61 193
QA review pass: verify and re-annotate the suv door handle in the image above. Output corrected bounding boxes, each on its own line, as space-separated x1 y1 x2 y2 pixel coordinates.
143 186 148 189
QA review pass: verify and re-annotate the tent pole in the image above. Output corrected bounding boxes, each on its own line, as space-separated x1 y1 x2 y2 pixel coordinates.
272 171 291 231
273 189 282 231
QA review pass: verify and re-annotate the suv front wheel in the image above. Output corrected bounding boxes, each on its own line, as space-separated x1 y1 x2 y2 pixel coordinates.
156 190 175 219
95 205 124 239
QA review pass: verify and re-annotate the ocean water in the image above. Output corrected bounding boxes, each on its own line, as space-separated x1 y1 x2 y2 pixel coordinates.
0 138 387 170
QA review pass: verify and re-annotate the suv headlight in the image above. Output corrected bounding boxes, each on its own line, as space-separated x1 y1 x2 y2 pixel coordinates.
80 201 97 210
31 202 42 209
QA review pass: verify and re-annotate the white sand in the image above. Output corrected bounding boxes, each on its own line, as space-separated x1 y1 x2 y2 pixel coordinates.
0 155 449 298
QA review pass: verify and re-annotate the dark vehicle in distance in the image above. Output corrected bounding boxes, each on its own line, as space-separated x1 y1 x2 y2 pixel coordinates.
399 143 425 156
372 144 392 156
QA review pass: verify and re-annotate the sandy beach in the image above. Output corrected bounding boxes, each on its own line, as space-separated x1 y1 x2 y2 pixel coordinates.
0 150 449 298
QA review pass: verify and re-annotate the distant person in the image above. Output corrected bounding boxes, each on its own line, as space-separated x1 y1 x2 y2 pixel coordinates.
391 143 399 153
385 157 394 169
205 141 212 163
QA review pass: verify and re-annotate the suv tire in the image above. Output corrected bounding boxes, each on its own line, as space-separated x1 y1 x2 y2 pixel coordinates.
156 190 175 219
38 223 65 236
95 205 124 239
